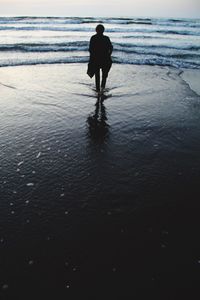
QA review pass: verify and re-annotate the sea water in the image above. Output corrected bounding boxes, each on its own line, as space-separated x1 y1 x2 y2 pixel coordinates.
0 16 199 68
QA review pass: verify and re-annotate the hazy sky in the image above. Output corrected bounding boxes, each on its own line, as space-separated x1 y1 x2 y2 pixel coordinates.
0 0 200 18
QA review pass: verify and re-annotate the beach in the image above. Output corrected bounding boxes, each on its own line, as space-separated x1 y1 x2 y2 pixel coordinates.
0 63 200 297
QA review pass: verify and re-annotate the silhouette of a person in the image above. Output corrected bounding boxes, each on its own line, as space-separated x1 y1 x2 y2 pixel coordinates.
89 24 113 92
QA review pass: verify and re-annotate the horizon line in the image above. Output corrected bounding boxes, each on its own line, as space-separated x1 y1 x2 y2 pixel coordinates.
0 14 199 20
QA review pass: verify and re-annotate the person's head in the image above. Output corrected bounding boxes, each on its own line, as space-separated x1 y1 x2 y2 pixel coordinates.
96 24 105 35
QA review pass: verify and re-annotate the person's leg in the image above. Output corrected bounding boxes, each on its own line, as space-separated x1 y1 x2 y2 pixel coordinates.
101 68 108 89
95 68 100 92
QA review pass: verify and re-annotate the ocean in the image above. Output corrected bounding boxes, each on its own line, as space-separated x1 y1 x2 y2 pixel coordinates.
0 16 200 68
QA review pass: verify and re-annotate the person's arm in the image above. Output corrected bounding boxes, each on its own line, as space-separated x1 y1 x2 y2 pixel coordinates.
89 36 95 54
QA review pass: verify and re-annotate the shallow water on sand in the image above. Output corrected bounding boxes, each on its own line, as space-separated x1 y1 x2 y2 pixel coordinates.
1 63 200 226
0 64 200 295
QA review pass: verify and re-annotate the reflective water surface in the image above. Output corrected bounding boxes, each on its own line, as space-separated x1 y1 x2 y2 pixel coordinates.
0 64 200 296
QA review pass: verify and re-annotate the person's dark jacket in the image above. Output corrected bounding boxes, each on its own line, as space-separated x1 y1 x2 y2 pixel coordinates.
89 34 113 67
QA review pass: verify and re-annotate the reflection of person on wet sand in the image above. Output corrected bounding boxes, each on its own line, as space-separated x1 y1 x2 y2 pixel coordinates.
87 95 109 141
88 24 113 93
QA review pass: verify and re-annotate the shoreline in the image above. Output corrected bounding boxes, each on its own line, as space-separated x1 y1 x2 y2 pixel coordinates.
0 62 200 96
181 68 200 97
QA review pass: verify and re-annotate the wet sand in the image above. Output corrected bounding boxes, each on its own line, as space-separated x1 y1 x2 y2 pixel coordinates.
0 64 200 297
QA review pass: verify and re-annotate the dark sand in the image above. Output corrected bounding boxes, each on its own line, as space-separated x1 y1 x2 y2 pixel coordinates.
0 64 200 298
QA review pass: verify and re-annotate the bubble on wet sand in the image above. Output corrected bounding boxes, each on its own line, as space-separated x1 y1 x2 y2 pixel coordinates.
26 183 34 187
2 284 8 290
161 230 169 235
36 152 41 159
112 267 116 272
